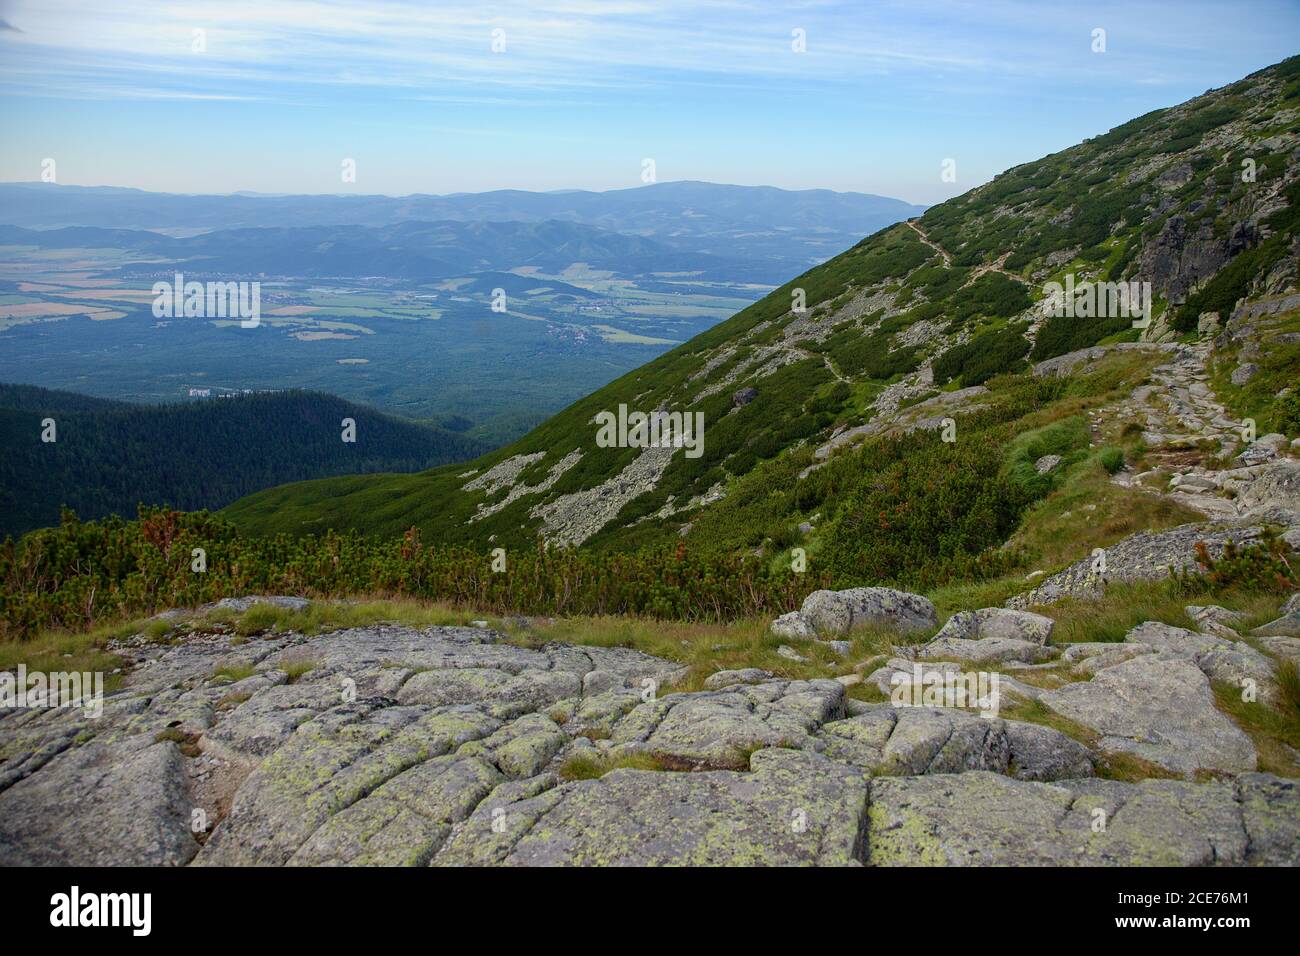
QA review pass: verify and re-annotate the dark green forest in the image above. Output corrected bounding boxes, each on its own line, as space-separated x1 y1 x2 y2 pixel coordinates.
0 385 485 538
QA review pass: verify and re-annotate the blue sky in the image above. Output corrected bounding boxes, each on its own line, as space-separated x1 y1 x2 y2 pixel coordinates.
0 1 1295 204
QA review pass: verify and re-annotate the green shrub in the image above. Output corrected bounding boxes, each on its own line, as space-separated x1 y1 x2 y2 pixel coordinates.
1099 446 1126 474
1173 531 1298 595
933 325 1031 386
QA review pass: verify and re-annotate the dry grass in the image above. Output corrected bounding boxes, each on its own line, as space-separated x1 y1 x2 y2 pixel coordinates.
505 615 918 693
1039 580 1281 645
558 750 675 781
1213 668 1300 777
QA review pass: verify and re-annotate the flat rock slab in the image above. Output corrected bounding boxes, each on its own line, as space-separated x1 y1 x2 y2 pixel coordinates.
0 736 198 866
867 771 1299 866
1008 523 1269 608
610 679 845 769
1042 655 1256 776
1123 621 1277 701
432 749 869 866
915 636 1055 665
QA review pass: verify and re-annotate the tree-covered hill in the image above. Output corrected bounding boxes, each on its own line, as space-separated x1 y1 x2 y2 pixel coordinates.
0 385 485 538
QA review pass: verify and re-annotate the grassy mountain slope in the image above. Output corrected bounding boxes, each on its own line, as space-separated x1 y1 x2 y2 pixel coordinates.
224 57 1300 590
0 386 486 538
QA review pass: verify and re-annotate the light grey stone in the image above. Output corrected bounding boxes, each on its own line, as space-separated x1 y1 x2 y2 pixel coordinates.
703 668 774 690
770 610 816 640
433 748 869 866
1042 654 1256 776
866 771 1299 866
800 587 938 636
916 636 1055 665
934 607 1055 645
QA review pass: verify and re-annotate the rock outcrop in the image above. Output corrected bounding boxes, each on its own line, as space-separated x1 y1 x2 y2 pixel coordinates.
1 603 1296 866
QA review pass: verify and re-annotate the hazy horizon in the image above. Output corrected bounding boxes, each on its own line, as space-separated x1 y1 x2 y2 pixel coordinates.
2 1 1296 204
0 178 931 205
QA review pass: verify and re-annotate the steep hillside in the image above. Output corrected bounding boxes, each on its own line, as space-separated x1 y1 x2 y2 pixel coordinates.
224 57 1300 592
0 386 485 538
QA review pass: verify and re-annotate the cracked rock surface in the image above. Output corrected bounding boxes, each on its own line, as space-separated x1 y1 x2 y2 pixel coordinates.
1 612 1297 866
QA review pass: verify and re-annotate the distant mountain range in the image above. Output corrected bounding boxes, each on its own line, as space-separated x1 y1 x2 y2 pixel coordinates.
0 385 486 538
0 180 927 278
0 219 784 284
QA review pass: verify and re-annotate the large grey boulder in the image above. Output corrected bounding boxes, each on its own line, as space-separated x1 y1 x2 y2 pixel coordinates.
770 610 816 640
0 736 199 866
863 657 1046 702
1124 620 1229 657
866 771 1299 866
704 668 774 690
1252 608 1300 637
934 607 1055 645
1007 523 1270 608
1041 654 1257 776
800 587 938 636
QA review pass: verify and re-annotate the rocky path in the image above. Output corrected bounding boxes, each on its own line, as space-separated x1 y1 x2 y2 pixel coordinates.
1113 341 1296 522
2 591 1297 867
906 219 952 267
1012 339 1300 608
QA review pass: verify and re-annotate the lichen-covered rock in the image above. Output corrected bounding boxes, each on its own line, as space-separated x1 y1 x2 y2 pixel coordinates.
609 679 845 769
770 610 816 640
1007 523 1270 608
704 668 775 690
432 749 869 866
1061 642 1153 676
800 587 938 636
1041 655 1256 776
1124 620 1230 657
934 607 1055 645
197 702 503 866
1252 610 1300 637
0 736 199 866
866 771 1299 866
817 705 1091 781
1122 621 1277 700
864 657 1046 702
287 755 504 866
915 636 1056 665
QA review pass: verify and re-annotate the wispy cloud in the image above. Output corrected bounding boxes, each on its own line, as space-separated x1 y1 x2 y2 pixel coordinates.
1 0 1263 102
0 1 1294 199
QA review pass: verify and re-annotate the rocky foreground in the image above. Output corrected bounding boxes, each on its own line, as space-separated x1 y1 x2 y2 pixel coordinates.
1 591 1297 867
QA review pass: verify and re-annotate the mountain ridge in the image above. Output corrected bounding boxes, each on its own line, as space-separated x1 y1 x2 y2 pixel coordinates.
220 55 1300 596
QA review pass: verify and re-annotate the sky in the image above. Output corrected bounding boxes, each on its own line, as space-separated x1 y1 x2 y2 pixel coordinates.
0 1 1296 205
